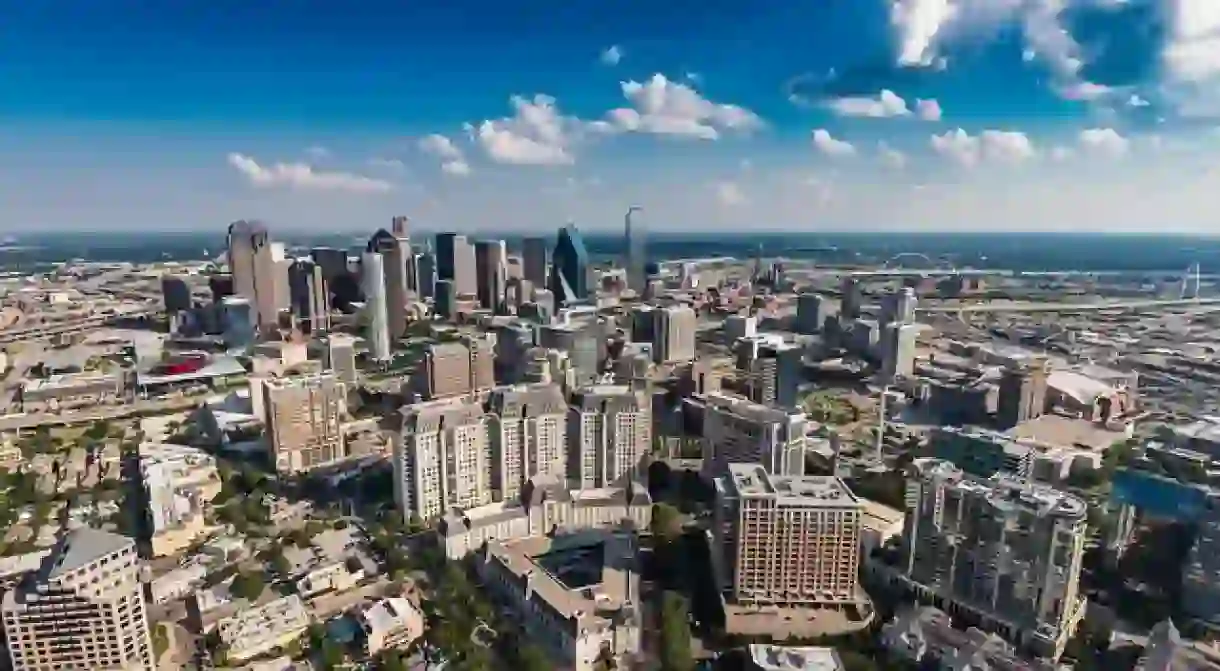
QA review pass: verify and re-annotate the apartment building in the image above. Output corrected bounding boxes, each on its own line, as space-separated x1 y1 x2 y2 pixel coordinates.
567 385 652 489
652 304 697 364
488 384 568 501
900 459 1088 659
2 529 154 670
140 442 222 557
395 396 494 521
264 374 348 474
712 464 862 607
215 594 311 663
419 334 496 400
701 391 810 477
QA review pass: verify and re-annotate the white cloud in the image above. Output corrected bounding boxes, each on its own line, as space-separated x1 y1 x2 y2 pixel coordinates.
1057 80 1114 101
604 74 763 140
304 145 330 160
714 181 747 206
916 98 943 121
471 94 578 165
879 142 908 169
441 160 472 176
600 45 623 66
930 128 1036 166
812 129 857 157
1128 94 1151 107
1050 146 1075 161
1164 0 1220 82
418 134 463 160
1078 127 1130 157
419 133 474 175
826 90 910 118
227 153 393 193
891 0 958 66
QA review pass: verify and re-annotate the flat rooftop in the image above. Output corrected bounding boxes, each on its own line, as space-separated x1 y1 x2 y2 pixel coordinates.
726 463 860 508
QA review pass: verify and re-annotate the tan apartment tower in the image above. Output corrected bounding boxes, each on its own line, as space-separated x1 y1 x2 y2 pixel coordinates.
2 528 154 670
264 373 347 474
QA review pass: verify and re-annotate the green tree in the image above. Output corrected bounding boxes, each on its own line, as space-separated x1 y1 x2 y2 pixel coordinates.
229 572 264 601
516 644 552 671
651 502 683 541
659 591 694 671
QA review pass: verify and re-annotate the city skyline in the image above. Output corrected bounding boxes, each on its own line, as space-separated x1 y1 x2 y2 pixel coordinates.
1 1 1219 232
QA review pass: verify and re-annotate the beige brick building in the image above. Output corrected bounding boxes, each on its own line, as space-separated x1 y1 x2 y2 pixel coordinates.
2 529 154 670
713 464 863 607
264 373 347 474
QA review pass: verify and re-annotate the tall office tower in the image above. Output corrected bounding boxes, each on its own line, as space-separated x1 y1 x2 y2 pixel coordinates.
624 206 646 294
488 383 568 501
895 286 917 324
701 391 810 476
712 464 862 608
221 296 255 348
360 251 393 362
540 321 601 384
434 279 457 320
251 233 289 330
881 322 919 380
264 374 347 474
416 251 436 299
437 232 477 298
474 239 508 313
2 528 154 671
323 334 358 386
368 226 411 339
522 236 548 287
996 358 1050 429
567 384 651 488
395 396 493 521
550 224 591 306
740 342 803 408
901 459 1087 659
795 293 824 334
310 246 350 282
208 273 235 304
652 304 697 364
161 275 192 314
840 275 863 320
227 219 265 308
288 259 329 334
724 314 757 342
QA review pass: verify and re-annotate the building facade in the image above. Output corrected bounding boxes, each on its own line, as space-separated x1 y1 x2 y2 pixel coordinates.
567 385 651 489
264 374 348 474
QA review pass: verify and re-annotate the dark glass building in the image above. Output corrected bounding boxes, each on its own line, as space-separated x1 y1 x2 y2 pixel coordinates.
550 224 590 306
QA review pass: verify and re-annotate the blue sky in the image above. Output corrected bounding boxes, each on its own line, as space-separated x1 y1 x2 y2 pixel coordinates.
2 0 1220 233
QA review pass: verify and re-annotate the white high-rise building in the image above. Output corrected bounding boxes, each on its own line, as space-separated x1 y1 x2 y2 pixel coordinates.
901 459 1088 659
2 529 154 670
488 384 568 501
653 304 697 364
395 396 494 521
567 385 651 489
701 391 809 476
361 251 392 362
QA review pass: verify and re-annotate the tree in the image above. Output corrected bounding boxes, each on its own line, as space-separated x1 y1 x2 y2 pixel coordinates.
151 623 170 659
651 503 683 541
516 644 552 671
229 572 264 601
658 591 695 671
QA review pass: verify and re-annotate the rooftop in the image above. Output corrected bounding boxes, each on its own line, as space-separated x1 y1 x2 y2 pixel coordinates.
747 644 844 671
46 528 133 579
725 463 860 509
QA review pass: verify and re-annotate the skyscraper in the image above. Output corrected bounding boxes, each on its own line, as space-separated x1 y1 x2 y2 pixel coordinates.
436 232 477 297
416 251 436 299
288 259 329 334
226 220 265 309
521 236 548 288
713 464 862 608
624 206 646 294
264 374 348 473
434 279 456 320
652 304 697 364
251 230 289 330
395 396 494 520
901 459 1087 659
161 275 192 314
567 384 651 488
840 275 863 320
550 223 590 306
369 224 411 339
474 239 508 313
361 251 392 362
3 528 155 670
487 384 569 501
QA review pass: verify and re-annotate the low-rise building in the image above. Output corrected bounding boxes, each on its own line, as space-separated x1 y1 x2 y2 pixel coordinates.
140 442 222 557
477 529 642 671
745 644 844 670
216 595 311 663
438 482 651 560
356 596 425 655
881 606 1056 670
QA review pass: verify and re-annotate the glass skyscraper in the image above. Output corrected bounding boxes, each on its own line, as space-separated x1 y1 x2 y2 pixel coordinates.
550 224 590 306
